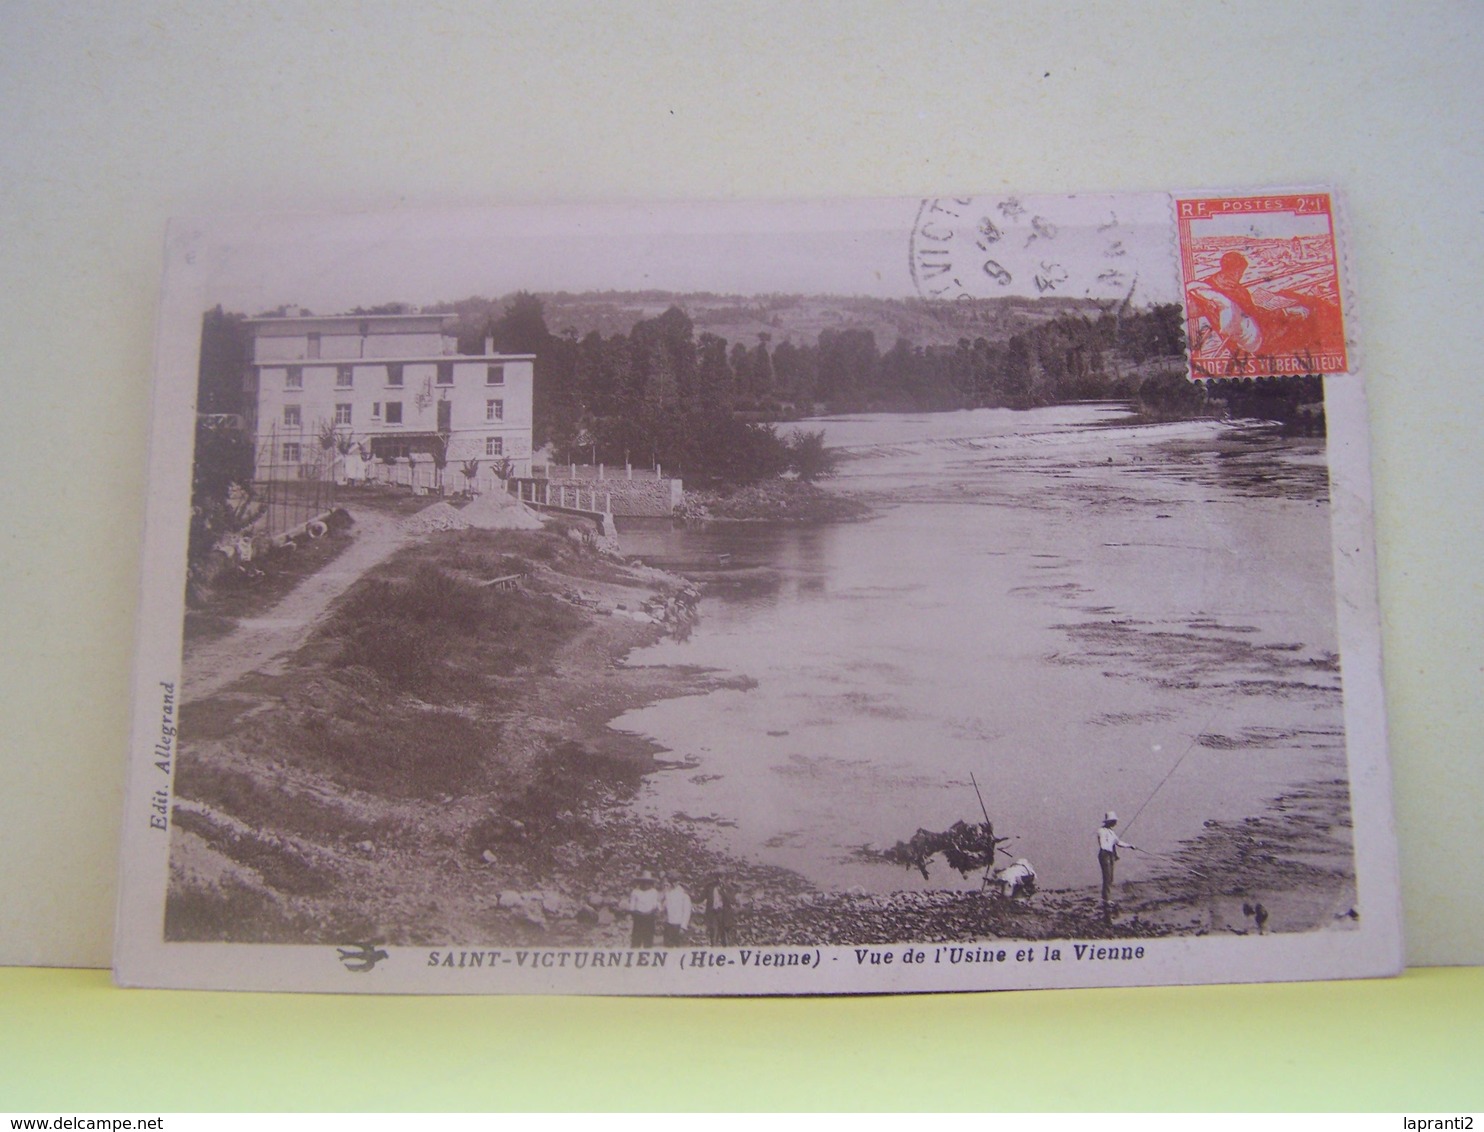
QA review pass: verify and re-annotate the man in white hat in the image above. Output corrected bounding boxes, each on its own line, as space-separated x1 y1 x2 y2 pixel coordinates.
660 875 694 947
1097 811 1137 906
628 870 661 948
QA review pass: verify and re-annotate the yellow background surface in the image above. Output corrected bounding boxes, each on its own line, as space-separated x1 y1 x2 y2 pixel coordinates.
2 966 1481 1111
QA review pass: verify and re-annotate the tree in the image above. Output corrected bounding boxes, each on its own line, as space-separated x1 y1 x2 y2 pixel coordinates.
197 306 248 415
1136 369 1209 420
695 332 732 407
317 420 340 462
787 430 837 482
494 292 574 449
748 333 774 402
492 291 551 354
816 328 877 408
461 459 481 492
187 419 262 583
1001 334 1036 406
429 432 451 492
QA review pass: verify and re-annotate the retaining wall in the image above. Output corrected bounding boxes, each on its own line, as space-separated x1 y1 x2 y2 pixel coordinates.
520 466 682 516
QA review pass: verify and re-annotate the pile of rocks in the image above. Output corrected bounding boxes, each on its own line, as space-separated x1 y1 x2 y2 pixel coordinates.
460 490 544 531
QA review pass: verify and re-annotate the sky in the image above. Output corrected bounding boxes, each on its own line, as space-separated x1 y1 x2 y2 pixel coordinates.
195 194 1185 316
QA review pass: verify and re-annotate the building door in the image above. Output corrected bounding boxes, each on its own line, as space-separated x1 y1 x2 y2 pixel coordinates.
437 400 451 432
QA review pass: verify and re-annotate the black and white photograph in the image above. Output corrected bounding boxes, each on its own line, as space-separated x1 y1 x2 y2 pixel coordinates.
114 193 1400 994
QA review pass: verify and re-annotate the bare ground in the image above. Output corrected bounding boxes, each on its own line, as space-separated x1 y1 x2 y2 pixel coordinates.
183 507 414 703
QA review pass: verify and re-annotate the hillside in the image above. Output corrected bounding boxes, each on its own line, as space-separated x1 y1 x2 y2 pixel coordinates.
430 290 1111 351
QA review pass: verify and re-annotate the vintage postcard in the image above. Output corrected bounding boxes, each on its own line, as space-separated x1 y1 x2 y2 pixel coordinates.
115 191 1400 993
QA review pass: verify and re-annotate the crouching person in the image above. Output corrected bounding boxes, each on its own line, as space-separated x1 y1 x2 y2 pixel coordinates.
995 858 1037 901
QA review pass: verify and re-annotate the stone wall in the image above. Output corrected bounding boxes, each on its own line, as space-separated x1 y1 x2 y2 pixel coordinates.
595 478 681 517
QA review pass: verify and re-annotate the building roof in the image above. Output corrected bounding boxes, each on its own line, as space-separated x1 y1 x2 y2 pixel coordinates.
244 312 450 323
250 352 535 366
244 313 456 333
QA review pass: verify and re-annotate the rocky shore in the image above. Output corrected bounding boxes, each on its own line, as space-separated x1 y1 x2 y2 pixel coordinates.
676 478 872 523
169 494 1357 952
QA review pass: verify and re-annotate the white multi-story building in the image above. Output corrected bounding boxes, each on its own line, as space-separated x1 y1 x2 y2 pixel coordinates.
244 312 535 479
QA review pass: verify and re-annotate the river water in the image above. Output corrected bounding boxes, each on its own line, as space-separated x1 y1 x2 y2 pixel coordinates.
613 404 1347 896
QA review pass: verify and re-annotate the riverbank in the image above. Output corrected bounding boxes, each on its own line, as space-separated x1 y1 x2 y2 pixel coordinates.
677 478 872 523
169 458 1355 951
168 515 775 945
740 775 1357 945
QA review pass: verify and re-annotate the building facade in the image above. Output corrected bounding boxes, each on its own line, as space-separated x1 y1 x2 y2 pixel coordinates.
245 312 535 480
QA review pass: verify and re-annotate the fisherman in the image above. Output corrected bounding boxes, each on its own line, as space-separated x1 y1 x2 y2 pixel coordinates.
994 857 1037 901
1097 811 1137 905
627 869 662 948
660 875 694 947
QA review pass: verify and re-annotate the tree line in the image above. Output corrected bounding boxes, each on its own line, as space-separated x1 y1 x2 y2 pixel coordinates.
468 293 1200 483
201 294 1315 488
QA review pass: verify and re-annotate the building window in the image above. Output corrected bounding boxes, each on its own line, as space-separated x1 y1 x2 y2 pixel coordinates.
386 363 403 387
285 366 303 389
334 403 352 426
486 364 505 385
371 402 381 419
436 361 454 385
336 365 353 388
385 401 403 425
283 442 301 463
307 333 321 360
486 436 503 457
283 404 301 427
486 398 504 421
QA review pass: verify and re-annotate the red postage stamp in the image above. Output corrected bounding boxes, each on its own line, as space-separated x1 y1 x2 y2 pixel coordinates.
1176 192 1349 380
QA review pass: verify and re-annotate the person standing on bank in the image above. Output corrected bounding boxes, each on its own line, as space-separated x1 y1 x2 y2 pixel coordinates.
1097 811 1137 906
628 870 662 948
661 875 694 947
701 875 735 945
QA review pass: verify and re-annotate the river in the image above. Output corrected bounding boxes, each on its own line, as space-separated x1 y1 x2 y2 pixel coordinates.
613 404 1348 896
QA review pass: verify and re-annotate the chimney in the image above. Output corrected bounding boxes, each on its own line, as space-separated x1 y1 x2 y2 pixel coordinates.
484 334 495 355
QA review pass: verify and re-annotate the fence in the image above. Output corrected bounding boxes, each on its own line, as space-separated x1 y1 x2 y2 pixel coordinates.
254 426 337 539
511 480 613 515
538 462 669 482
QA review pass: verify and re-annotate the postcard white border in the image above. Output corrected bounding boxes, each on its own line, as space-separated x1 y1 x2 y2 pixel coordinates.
115 194 1403 994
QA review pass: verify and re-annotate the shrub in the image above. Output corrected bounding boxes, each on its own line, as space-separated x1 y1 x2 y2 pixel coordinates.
786 429 838 482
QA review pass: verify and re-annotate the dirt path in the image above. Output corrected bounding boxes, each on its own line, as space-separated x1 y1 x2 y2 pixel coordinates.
182 509 413 704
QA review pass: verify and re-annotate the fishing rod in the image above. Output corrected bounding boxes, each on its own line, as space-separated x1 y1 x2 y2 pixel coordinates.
968 772 1018 888
969 772 996 891
969 771 992 828
1122 707 1223 838
1126 844 1209 880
